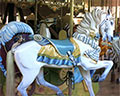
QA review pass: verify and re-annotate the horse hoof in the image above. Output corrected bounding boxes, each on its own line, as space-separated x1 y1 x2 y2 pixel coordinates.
92 74 100 82
57 93 64 96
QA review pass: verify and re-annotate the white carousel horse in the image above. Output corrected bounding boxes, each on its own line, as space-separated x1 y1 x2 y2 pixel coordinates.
0 9 114 96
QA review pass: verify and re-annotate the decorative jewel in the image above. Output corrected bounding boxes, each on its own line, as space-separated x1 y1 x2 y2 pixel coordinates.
89 31 96 38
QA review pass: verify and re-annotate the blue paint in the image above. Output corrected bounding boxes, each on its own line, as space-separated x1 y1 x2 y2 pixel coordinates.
48 38 74 56
37 55 80 66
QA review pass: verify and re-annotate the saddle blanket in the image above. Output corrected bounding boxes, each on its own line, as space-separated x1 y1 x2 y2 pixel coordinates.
37 37 81 66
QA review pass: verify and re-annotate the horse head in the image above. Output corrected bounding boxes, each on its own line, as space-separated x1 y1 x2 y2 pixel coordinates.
100 9 114 42
74 8 114 44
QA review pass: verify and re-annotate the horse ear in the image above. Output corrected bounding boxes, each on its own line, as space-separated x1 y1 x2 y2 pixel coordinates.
107 9 111 15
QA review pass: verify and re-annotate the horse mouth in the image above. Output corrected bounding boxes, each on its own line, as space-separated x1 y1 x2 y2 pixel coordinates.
102 35 113 43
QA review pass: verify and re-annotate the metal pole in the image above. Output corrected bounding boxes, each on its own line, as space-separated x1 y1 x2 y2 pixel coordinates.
88 0 91 12
68 77 72 96
6 51 15 96
34 0 38 33
105 0 107 10
115 0 118 32
101 0 104 10
68 71 73 96
69 0 74 37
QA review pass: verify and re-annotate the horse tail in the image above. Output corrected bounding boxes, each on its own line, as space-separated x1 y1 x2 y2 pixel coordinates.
0 21 34 76
6 51 15 96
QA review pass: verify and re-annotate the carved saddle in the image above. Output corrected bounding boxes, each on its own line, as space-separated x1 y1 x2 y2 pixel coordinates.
34 34 75 56
34 34 80 66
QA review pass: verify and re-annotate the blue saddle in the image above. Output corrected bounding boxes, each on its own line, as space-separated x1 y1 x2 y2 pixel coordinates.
47 38 74 56
35 36 74 56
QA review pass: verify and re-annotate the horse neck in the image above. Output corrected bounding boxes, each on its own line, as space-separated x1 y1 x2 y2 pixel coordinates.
73 32 99 44
73 32 101 63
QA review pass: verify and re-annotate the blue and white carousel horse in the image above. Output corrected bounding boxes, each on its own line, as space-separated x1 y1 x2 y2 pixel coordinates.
0 8 114 96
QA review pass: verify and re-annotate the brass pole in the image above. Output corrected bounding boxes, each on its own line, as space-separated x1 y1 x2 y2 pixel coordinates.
101 0 104 10
70 0 74 37
111 0 113 12
6 51 15 96
34 0 38 33
88 0 91 12
105 0 107 10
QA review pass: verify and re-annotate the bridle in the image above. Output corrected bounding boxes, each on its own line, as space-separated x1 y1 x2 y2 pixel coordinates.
94 18 108 40
99 18 107 28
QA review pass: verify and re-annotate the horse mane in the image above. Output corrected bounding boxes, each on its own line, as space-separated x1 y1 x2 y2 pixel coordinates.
76 8 105 36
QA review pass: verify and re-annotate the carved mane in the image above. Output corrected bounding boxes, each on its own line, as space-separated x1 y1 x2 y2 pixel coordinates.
75 8 106 37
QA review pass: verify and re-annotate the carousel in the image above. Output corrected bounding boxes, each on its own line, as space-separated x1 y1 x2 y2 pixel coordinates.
0 0 119 96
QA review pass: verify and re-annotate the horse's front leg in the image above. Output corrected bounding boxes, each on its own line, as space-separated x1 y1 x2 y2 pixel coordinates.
78 67 95 96
97 60 113 81
79 56 113 82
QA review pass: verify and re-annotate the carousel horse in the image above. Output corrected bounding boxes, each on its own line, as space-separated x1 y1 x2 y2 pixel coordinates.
39 23 51 38
0 9 114 96
111 38 120 83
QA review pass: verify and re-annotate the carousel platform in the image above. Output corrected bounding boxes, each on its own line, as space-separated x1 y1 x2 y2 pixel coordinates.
97 69 120 96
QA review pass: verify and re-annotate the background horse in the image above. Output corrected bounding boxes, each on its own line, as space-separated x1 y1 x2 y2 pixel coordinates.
0 8 114 96
111 38 120 83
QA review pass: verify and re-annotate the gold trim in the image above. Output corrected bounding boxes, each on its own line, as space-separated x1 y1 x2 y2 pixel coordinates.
83 54 97 64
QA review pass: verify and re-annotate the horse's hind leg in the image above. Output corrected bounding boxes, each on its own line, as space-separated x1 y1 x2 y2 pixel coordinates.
17 69 40 96
37 67 64 96
78 67 95 96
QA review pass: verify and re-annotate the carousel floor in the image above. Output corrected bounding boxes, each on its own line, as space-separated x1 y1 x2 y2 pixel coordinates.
2 69 119 96
33 69 119 96
33 82 99 96
97 69 120 96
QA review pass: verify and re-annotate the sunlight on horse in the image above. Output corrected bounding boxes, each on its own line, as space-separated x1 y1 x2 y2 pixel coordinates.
0 8 114 96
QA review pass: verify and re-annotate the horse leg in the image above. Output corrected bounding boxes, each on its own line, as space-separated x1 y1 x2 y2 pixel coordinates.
17 68 40 96
98 61 113 81
36 67 64 96
79 56 113 82
78 67 95 96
